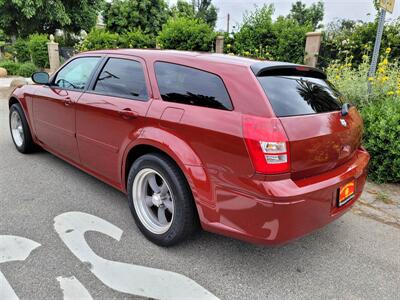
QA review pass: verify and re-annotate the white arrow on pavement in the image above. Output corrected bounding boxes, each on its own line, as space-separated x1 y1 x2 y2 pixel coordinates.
54 211 219 300
0 235 41 300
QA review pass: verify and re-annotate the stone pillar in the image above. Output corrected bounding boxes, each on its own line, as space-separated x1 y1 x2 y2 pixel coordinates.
215 36 224 54
47 34 60 73
304 31 322 67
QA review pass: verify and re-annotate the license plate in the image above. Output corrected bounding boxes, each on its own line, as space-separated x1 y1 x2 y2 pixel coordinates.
338 180 355 207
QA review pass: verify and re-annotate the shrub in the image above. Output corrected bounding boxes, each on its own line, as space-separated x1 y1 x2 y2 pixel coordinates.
0 60 20 75
319 19 400 68
17 62 38 77
230 4 311 63
13 38 31 62
119 29 155 48
157 17 216 51
28 34 49 68
361 97 400 183
327 49 400 183
78 29 120 51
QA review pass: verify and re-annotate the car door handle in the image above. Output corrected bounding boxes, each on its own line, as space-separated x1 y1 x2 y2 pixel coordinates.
64 97 73 106
118 109 139 120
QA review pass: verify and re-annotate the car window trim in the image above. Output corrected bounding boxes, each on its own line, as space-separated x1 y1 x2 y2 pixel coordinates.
49 56 105 92
86 56 150 102
153 60 234 111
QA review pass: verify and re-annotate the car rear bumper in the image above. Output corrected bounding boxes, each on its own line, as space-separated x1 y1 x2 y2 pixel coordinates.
201 148 370 245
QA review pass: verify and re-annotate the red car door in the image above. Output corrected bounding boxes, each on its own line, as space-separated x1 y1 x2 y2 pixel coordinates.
32 56 102 162
75 56 152 187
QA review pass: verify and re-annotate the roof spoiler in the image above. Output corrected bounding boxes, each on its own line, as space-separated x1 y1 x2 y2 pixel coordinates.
251 62 327 79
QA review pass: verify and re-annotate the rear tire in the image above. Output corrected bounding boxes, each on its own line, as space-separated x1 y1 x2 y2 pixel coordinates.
127 153 198 246
9 103 35 154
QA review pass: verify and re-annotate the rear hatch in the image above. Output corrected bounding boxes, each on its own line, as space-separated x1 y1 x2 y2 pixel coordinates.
253 64 363 178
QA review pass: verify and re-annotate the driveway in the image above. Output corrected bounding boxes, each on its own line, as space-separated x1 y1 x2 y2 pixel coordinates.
0 93 399 299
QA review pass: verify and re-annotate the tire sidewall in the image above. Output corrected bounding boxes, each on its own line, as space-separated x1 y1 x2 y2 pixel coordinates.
9 104 30 153
127 154 194 246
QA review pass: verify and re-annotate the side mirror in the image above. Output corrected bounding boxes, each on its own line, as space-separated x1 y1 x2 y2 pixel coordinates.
32 72 50 85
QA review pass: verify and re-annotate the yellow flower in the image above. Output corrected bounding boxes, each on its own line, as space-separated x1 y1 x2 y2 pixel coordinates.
335 75 340 79
386 47 391 54
382 58 388 65
368 77 375 81
380 76 389 83
387 91 394 95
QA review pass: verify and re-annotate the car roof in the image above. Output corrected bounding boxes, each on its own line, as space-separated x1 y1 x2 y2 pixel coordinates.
80 49 292 69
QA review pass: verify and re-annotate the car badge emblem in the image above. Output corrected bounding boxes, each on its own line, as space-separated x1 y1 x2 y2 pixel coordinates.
340 119 347 127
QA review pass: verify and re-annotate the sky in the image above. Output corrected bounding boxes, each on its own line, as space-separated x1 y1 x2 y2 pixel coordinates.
167 0 400 31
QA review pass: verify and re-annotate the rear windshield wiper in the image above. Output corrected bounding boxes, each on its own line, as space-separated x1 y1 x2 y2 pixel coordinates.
341 103 352 116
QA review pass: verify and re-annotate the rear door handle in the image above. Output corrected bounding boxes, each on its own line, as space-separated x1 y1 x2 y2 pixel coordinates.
119 109 139 120
64 97 73 106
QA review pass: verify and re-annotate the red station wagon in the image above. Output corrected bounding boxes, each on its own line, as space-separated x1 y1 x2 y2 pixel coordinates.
9 50 370 246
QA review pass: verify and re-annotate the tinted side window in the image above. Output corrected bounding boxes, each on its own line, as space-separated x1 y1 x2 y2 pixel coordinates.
54 57 100 90
155 62 233 110
257 76 344 117
94 58 148 101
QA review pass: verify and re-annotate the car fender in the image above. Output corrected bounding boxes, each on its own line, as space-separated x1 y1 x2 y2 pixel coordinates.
121 127 217 223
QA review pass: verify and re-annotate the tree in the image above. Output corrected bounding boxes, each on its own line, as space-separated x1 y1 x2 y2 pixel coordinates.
0 0 105 37
170 0 218 28
288 1 324 30
103 0 169 35
233 4 312 64
170 0 196 19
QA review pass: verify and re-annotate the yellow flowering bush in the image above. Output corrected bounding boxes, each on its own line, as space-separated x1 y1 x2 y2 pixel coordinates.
327 50 400 183
327 49 400 107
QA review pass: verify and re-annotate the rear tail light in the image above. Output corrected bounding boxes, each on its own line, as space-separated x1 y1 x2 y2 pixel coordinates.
242 115 290 174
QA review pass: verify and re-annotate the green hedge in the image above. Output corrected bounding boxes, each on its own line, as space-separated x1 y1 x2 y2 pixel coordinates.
79 29 120 51
0 60 38 77
27 34 49 68
13 38 31 62
78 28 156 51
119 30 155 48
362 98 400 183
157 17 216 51
17 62 38 77
0 60 20 75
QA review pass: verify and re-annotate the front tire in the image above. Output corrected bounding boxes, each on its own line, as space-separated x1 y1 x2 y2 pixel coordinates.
127 153 198 246
9 103 35 153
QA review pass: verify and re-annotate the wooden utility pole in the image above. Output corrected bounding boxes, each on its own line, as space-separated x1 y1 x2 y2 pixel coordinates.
227 13 230 33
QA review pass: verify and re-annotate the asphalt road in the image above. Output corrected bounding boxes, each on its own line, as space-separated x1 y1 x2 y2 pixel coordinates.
0 96 399 300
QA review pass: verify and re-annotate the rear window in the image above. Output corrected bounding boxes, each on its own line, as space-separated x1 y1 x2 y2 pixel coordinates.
257 76 344 117
155 62 233 110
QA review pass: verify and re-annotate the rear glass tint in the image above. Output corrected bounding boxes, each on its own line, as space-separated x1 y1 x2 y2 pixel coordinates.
155 62 233 110
257 76 344 117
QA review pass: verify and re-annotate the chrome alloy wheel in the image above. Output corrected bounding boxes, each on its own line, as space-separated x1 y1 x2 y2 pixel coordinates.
10 110 24 147
132 168 175 234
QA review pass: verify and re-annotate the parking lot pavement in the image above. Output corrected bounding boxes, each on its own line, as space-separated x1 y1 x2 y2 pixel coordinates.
1 95 399 300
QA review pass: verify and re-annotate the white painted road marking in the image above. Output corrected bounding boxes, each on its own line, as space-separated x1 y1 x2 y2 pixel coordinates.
57 276 93 300
0 235 41 300
54 211 219 300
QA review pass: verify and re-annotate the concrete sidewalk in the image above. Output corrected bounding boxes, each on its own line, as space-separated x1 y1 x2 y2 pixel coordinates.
0 77 31 88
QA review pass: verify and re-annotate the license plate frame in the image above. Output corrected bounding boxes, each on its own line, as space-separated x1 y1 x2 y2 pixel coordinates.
338 180 355 207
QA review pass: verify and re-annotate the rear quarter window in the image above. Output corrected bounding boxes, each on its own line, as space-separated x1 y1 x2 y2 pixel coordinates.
257 76 344 117
154 62 233 110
